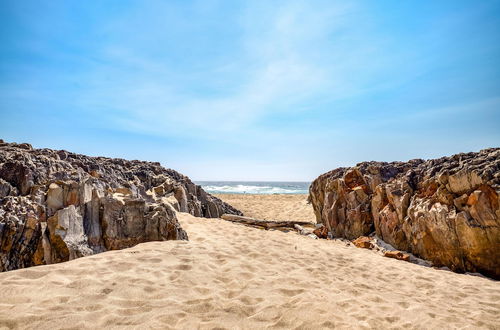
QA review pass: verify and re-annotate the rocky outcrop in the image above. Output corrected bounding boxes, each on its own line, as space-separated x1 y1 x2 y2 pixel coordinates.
0 140 242 271
309 148 500 278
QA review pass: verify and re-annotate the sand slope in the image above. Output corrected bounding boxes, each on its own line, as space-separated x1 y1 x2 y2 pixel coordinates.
214 194 315 222
0 210 499 329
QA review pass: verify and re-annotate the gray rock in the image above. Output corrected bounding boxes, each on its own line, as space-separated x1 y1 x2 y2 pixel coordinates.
0 140 242 272
46 205 93 263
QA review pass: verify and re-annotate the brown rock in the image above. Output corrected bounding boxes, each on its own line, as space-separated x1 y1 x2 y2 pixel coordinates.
89 170 100 178
384 250 410 262
353 236 374 249
114 187 132 196
313 225 328 239
309 148 500 278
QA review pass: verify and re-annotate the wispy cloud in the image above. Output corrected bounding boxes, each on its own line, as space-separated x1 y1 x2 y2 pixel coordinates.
74 1 365 137
1 0 499 180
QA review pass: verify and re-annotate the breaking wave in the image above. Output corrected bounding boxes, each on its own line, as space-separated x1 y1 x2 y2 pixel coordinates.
197 182 309 194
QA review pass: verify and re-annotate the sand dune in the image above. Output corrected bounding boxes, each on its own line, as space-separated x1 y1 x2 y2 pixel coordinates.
0 206 499 329
214 194 316 222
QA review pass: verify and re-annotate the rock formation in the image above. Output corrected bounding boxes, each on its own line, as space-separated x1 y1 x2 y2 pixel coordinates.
0 140 242 271
309 148 499 278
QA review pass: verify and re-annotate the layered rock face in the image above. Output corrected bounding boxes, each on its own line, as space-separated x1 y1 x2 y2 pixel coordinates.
309 149 500 278
0 140 242 271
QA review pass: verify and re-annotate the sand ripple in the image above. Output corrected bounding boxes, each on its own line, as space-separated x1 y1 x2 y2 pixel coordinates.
0 212 499 329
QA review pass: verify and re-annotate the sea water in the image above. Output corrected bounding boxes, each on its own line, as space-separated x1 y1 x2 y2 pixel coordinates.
196 181 310 194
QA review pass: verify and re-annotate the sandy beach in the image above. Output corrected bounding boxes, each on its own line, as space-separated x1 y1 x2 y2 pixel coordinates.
2 1 499 328
0 194 498 329
214 194 315 222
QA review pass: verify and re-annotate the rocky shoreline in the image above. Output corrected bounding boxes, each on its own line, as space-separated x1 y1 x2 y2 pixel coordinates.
0 140 241 271
2 141 499 279
309 148 499 278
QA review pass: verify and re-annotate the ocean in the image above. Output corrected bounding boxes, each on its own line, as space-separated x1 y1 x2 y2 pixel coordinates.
196 181 310 194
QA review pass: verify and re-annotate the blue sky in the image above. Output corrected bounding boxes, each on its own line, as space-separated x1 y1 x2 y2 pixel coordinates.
1 0 499 181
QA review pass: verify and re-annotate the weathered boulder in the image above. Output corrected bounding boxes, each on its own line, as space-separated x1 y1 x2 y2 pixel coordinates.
313 224 328 239
384 250 410 262
352 236 374 249
46 205 93 263
309 148 500 278
0 141 241 272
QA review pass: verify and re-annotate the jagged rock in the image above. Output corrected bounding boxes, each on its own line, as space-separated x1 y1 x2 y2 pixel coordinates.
0 196 44 270
313 224 328 239
174 185 189 212
46 183 64 216
46 205 93 263
0 141 241 272
309 148 500 278
0 179 15 198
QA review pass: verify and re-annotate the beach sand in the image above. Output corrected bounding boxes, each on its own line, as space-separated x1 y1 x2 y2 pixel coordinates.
214 193 316 222
0 196 499 329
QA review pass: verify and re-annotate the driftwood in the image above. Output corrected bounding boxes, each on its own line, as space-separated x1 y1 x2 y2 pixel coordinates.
294 224 319 239
220 214 315 232
294 224 311 235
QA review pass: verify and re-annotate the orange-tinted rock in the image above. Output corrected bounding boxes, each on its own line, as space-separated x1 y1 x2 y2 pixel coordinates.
313 225 328 239
353 236 374 249
384 250 410 262
89 170 100 178
309 148 500 278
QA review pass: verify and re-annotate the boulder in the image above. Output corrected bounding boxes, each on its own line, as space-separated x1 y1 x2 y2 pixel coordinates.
46 183 63 216
352 236 374 249
46 205 93 263
0 140 242 272
0 179 14 198
309 148 500 278
384 250 410 262
313 225 328 239
0 197 44 271
174 185 189 213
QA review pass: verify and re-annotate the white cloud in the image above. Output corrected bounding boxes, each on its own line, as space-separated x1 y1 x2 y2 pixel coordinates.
76 0 363 138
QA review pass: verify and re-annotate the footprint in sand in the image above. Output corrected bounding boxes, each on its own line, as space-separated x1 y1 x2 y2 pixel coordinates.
183 298 216 314
226 289 241 299
194 286 211 295
398 301 410 309
142 286 156 293
238 271 254 280
176 264 192 271
276 288 305 297
101 288 113 295
168 271 181 281
17 270 48 279
84 304 104 312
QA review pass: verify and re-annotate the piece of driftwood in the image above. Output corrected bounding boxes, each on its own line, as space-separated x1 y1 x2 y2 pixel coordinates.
294 224 319 239
220 214 314 231
294 224 311 235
